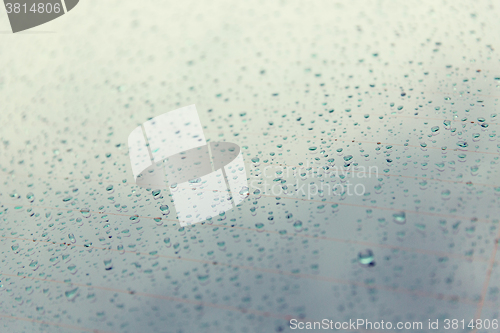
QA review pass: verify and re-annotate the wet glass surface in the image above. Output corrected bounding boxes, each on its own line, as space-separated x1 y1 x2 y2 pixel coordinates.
0 1 499 332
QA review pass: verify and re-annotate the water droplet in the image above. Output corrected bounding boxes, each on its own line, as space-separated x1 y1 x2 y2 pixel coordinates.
80 208 91 218
65 287 78 300
26 192 35 202
239 186 249 196
358 249 375 266
393 212 406 224
293 220 303 230
198 274 209 282
160 205 169 213
104 259 113 270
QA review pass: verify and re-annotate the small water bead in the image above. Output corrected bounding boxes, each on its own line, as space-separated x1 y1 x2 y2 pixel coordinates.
198 274 209 282
358 249 375 266
159 205 170 215
393 212 406 224
431 126 439 133
106 185 114 192
415 223 426 232
65 287 78 300
465 226 476 236
293 220 303 230
103 259 113 271
80 208 91 218
239 186 249 196
26 192 35 202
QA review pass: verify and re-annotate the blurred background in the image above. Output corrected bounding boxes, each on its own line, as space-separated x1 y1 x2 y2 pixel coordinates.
0 0 499 332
